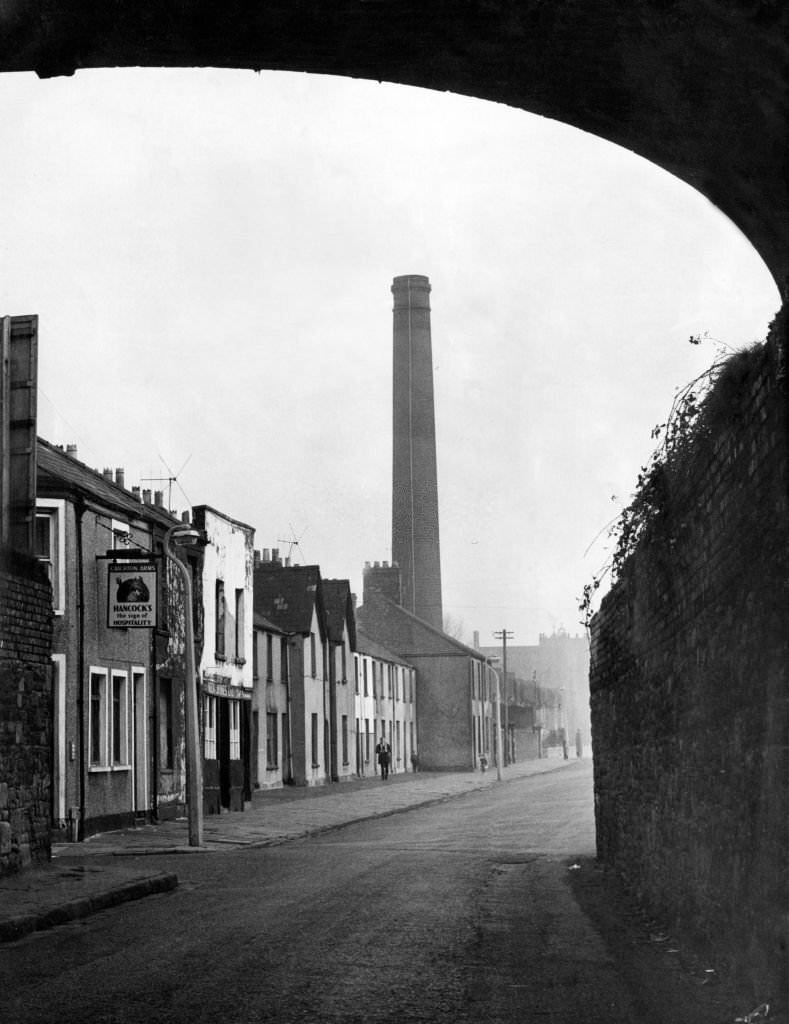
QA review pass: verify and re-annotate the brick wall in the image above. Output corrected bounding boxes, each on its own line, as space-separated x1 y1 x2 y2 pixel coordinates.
0 550 54 874
590 314 789 998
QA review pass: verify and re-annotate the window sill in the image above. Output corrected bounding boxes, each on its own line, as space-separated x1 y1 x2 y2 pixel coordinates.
234 657 246 667
215 653 226 663
88 764 131 773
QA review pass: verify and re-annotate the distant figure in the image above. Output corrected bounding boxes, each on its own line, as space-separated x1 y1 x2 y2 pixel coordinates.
575 729 583 759
410 751 419 773
376 736 391 780
479 754 488 773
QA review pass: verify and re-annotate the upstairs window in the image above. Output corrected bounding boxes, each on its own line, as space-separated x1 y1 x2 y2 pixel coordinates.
34 501 65 613
215 580 226 659
234 588 245 663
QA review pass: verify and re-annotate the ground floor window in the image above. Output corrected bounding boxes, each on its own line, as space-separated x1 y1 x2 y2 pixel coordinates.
364 718 370 763
89 669 107 766
160 679 174 769
341 715 349 766
110 671 128 765
266 712 278 768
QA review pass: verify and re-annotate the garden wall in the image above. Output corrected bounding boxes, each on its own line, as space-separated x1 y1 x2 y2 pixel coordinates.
590 313 789 999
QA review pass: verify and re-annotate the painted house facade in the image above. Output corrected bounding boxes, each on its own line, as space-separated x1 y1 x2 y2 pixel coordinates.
322 579 357 784
252 611 291 789
192 505 254 814
36 439 191 839
354 630 417 776
253 558 329 786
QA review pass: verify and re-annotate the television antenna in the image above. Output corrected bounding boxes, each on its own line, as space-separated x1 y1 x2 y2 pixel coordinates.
277 524 309 564
141 453 193 512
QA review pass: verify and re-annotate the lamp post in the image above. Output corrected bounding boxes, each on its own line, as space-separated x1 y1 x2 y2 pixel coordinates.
486 660 503 781
164 524 203 847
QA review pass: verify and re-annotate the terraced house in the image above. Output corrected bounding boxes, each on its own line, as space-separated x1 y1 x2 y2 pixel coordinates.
36 439 192 839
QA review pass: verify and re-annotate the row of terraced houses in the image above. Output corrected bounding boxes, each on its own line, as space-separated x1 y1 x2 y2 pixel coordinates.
33 437 496 841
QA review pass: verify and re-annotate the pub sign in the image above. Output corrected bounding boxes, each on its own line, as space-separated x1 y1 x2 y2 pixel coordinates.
108 561 158 628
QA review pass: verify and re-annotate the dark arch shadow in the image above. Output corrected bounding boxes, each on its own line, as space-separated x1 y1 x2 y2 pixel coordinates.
2 2 788 298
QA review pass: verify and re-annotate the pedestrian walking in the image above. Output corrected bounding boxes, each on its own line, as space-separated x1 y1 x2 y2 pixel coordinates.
376 736 391 780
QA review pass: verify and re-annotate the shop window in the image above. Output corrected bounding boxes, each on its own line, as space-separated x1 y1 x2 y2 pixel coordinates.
229 700 241 760
204 695 217 759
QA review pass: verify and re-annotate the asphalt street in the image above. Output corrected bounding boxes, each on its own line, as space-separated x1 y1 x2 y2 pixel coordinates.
1 762 756 1024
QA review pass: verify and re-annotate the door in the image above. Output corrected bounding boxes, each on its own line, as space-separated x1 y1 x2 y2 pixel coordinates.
218 698 231 809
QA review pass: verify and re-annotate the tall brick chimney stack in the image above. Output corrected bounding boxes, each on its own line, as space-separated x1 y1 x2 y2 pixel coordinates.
391 274 443 631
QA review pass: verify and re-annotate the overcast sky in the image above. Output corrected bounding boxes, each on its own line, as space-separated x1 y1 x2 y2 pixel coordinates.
1 68 780 645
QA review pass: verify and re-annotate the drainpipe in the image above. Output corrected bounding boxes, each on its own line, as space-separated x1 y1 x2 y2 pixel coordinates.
328 641 338 782
75 498 86 840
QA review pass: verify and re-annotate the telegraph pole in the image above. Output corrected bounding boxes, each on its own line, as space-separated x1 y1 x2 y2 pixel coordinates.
493 629 514 765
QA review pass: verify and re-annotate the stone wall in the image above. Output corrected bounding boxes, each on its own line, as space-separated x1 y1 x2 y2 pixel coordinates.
0 550 53 874
590 315 789 998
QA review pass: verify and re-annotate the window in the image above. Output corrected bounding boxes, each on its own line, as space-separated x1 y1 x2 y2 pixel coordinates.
89 670 106 766
280 638 289 682
215 580 226 659
354 656 359 694
111 671 128 765
266 713 278 768
363 660 368 696
310 633 317 677
342 715 349 766
253 632 259 680
266 634 273 681
204 695 217 759
34 501 65 613
160 678 174 770
388 665 393 699
364 718 370 763
396 721 401 763
341 644 347 683
311 713 319 768
235 588 245 663
111 518 130 549
229 700 241 760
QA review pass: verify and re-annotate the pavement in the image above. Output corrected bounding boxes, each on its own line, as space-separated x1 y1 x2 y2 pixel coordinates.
0 755 582 944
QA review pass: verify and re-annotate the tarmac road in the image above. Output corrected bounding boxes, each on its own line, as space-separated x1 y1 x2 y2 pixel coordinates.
0 762 757 1024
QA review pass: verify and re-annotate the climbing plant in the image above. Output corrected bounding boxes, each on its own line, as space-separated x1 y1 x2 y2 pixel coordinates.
579 336 764 629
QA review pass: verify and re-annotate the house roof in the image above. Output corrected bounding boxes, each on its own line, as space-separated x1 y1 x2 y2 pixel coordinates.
252 611 284 634
356 627 414 669
253 564 324 636
191 504 255 536
358 589 486 661
322 578 357 650
37 437 178 529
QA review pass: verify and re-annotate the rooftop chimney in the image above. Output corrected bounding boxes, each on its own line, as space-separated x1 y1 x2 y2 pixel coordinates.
181 511 190 524
132 486 141 501
154 490 164 507
142 489 152 505
66 444 78 459
254 549 261 568
102 467 113 481
115 468 125 489
262 548 270 563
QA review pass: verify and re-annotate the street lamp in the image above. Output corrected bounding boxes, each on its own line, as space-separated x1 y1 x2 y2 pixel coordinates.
486 659 503 782
164 524 203 847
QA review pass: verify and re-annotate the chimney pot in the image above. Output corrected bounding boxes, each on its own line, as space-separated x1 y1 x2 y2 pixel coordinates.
254 550 261 568
262 548 270 563
132 486 141 500
66 444 78 459
383 561 389 568
364 561 371 569
181 511 190 524
272 548 280 562
154 490 164 507
115 468 125 488
374 561 380 569
102 467 113 481
142 489 152 505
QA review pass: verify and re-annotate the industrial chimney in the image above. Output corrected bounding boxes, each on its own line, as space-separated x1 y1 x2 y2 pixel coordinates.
391 274 443 631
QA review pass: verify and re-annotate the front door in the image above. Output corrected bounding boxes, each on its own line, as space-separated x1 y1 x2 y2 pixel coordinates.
218 698 231 809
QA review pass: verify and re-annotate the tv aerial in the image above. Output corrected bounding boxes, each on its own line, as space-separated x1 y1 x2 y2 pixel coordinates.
277 524 309 564
141 453 193 512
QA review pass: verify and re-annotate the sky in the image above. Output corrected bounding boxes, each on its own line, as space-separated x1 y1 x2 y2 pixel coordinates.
0 67 780 646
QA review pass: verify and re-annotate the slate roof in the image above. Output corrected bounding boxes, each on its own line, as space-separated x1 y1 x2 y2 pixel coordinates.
356 627 414 669
253 564 324 636
322 578 357 650
37 437 177 529
358 589 486 661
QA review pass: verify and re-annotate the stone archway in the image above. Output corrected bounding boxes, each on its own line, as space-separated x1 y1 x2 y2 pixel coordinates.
2 2 788 297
